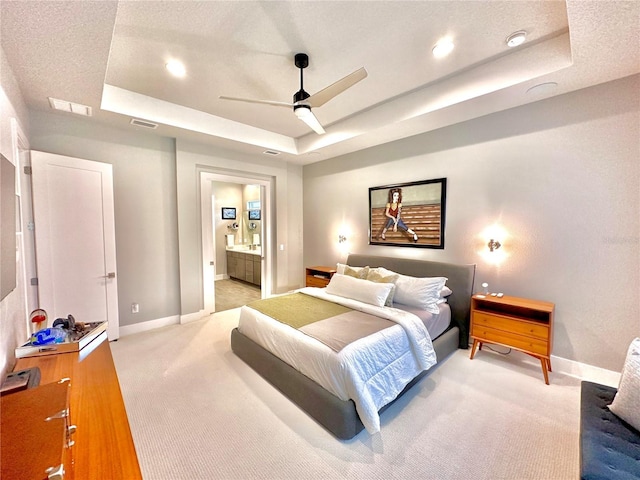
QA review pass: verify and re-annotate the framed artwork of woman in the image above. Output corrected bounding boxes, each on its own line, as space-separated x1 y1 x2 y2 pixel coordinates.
369 178 446 249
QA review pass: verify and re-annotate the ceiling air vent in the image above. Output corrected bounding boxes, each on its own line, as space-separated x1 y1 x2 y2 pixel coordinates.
263 150 280 156
48 97 92 116
130 118 158 129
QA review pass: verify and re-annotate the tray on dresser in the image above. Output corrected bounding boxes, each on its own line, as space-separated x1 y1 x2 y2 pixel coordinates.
16 321 108 358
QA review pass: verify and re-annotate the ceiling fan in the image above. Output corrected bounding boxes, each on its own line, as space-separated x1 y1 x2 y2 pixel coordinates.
219 53 367 135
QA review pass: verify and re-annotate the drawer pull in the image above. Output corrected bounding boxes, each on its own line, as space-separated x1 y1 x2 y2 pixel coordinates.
46 464 64 480
45 409 69 421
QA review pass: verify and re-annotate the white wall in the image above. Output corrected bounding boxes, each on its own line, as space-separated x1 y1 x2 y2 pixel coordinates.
0 47 30 379
303 74 640 371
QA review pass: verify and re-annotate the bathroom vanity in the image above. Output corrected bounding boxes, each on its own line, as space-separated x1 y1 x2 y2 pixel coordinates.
226 248 261 286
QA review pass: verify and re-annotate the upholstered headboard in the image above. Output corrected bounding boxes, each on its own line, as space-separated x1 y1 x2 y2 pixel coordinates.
346 254 476 348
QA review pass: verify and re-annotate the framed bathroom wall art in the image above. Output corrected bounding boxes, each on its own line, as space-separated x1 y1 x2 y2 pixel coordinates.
369 178 447 249
222 207 236 220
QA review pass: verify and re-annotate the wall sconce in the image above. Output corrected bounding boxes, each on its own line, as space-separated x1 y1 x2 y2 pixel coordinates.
487 238 501 252
338 234 347 244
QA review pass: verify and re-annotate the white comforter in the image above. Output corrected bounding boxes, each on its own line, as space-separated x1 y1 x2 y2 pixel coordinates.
237 287 437 434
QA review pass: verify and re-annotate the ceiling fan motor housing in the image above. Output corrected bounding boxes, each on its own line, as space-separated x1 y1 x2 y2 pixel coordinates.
294 53 309 69
293 53 311 107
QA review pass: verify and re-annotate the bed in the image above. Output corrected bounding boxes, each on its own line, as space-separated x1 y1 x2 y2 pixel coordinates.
230 254 476 439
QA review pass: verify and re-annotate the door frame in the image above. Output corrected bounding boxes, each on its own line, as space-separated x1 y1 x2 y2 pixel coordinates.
199 169 273 310
11 118 36 338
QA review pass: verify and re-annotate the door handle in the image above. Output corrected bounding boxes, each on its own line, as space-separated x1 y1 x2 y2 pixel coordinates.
103 272 116 279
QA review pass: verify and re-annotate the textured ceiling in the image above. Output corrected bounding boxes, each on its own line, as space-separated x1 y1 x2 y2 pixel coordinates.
1 1 639 164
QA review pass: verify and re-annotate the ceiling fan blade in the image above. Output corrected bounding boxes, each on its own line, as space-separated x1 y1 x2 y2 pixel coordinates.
219 96 293 108
295 106 325 134
306 67 368 108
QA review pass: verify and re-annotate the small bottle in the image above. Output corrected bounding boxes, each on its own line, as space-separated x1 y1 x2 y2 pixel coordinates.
482 282 489 294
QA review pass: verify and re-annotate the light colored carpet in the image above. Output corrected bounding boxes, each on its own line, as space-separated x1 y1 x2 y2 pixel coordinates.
111 309 580 480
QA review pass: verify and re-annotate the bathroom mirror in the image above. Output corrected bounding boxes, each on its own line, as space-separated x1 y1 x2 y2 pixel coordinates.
242 210 261 247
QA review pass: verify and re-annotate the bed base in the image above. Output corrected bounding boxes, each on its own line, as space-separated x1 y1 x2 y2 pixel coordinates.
231 325 460 440
231 254 475 439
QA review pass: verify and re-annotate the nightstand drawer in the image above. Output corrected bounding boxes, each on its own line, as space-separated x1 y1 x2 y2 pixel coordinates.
305 266 336 288
306 275 330 288
473 312 549 339
472 325 549 356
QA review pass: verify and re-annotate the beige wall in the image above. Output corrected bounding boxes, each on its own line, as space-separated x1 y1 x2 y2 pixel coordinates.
28 111 181 328
175 139 303 317
212 181 243 276
303 74 640 372
2 33 636 377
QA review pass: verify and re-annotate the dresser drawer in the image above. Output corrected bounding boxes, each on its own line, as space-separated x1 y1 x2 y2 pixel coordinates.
472 325 549 356
1 380 73 480
473 312 549 340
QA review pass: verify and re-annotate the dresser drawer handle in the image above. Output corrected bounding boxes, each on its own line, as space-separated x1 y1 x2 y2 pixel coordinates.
45 409 69 421
46 464 64 480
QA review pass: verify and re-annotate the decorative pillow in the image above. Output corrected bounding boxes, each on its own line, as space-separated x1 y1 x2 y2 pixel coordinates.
326 273 393 308
609 337 640 431
336 263 367 276
393 274 448 313
366 270 399 307
343 265 369 279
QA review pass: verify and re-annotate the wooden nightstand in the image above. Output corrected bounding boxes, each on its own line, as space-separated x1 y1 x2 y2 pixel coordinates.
305 266 336 287
469 294 555 384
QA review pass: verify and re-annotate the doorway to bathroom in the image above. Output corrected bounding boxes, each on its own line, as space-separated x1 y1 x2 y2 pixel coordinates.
200 171 272 314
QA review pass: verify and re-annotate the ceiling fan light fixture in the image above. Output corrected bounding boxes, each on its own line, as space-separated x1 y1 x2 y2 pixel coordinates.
432 38 454 58
506 31 527 48
294 105 325 134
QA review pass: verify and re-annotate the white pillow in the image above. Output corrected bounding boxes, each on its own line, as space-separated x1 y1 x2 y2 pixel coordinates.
609 337 640 431
394 274 448 313
372 266 452 299
325 273 393 308
440 286 453 298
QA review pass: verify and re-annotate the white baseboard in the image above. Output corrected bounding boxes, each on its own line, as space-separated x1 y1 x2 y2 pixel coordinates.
550 354 620 387
119 315 180 337
180 310 208 324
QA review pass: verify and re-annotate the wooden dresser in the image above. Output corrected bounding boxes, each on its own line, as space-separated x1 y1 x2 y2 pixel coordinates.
305 266 336 287
4 333 141 479
469 293 555 384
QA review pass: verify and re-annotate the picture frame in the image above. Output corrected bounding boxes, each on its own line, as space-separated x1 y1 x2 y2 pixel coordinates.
369 178 446 249
221 207 236 220
248 209 261 220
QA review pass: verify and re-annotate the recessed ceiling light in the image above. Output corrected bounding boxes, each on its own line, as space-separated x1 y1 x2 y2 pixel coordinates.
432 38 454 58
526 82 558 96
165 60 186 77
506 31 527 48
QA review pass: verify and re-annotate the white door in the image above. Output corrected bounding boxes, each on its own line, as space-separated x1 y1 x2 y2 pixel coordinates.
31 151 119 340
